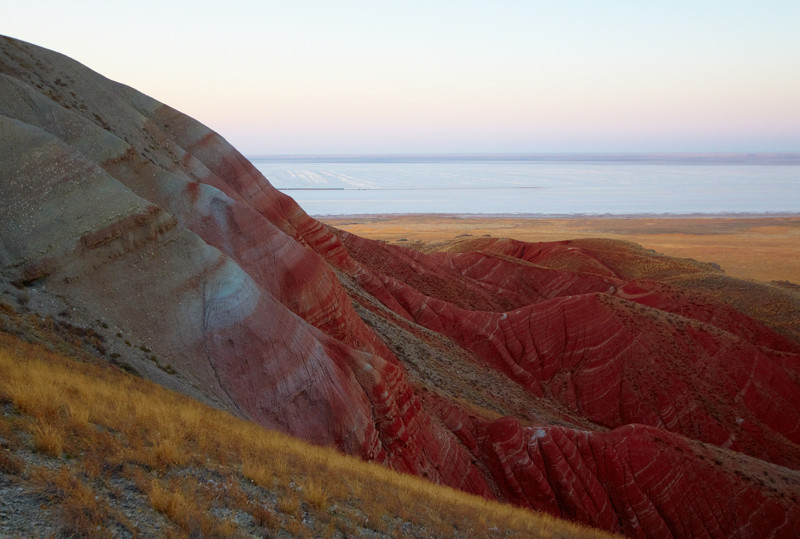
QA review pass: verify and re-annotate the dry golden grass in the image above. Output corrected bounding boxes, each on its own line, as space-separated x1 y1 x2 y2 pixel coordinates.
30 420 65 457
276 491 302 518
302 478 330 511
148 479 190 518
31 466 109 538
0 330 613 537
145 478 235 536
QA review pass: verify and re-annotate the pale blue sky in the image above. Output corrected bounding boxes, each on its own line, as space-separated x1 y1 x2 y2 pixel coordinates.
3 1 799 154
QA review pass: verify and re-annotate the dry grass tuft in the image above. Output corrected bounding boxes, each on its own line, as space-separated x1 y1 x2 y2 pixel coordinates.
148 480 193 526
276 491 302 518
302 478 330 511
241 456 273 487
146 476 239 537
31 466 108 537
150 437 189 469
30 420 65 457
251 503 280 530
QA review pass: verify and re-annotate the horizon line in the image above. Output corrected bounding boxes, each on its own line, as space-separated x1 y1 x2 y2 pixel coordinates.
246 152 800 164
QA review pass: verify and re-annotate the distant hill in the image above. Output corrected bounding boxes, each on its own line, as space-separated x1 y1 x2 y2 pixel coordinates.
1 34 799 537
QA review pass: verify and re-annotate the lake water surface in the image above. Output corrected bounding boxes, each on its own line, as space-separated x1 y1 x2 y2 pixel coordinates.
250 154 800 217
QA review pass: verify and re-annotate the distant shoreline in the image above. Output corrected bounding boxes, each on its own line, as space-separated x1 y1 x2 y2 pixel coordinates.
252 152 800 165
258 157 800 216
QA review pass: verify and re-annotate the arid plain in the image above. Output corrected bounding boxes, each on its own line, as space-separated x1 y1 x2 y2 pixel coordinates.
325 214 800 284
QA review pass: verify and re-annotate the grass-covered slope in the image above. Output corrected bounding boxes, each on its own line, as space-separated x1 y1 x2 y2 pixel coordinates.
0 323 610 538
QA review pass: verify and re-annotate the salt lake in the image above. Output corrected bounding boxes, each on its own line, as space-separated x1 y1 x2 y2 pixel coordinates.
250 154 800 217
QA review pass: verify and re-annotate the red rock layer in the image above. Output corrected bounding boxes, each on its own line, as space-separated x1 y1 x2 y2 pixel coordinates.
334 232 800 469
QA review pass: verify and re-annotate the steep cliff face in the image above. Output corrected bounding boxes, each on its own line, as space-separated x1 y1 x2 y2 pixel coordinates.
2 35 799 537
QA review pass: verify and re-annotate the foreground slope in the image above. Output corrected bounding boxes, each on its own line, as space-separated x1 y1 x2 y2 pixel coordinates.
0 325 600 537
2 35 799 537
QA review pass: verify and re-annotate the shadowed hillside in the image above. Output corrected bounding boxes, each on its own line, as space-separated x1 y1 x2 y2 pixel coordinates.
1 35 799 537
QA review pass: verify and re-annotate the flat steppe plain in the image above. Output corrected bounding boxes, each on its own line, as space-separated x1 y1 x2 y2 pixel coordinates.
323 215 800 285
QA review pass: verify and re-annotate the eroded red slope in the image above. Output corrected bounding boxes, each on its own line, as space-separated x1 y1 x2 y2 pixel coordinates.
333 231 800 465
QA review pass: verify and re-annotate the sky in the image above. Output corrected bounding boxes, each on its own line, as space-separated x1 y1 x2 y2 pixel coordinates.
2 1 800 155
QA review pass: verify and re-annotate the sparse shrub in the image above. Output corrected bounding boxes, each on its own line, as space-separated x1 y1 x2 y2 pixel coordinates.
90 336 106 355
161 363 177 375
119 362 139 375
